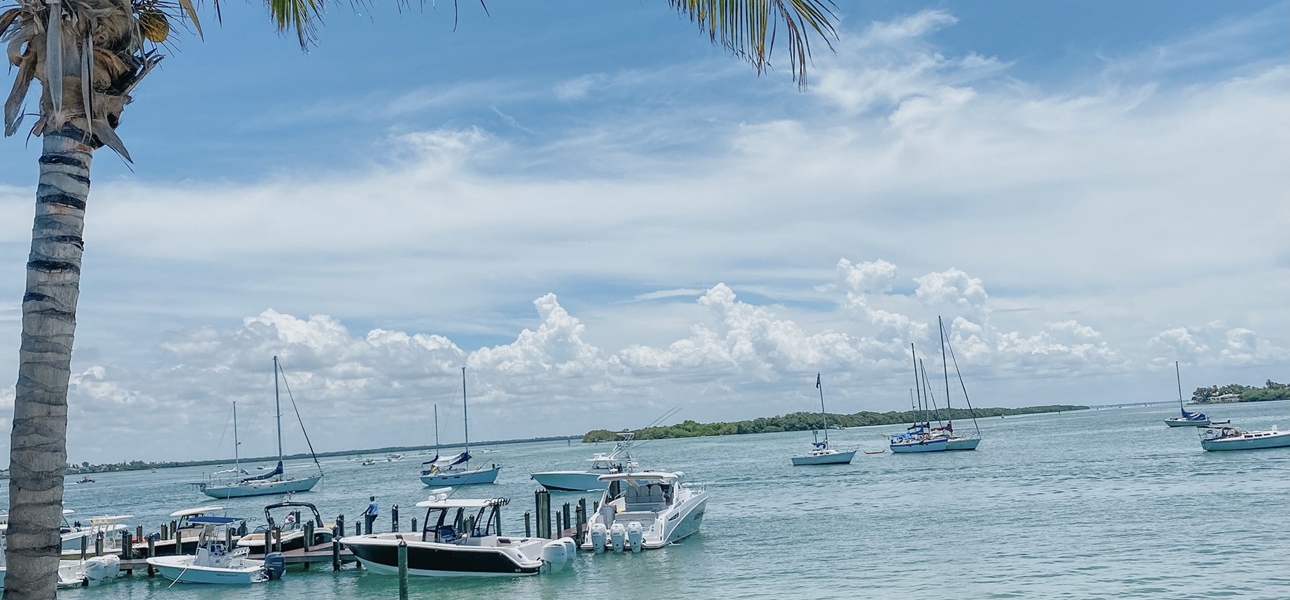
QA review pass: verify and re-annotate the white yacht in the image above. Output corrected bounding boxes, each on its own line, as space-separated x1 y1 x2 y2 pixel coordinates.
582 471 707 552
341 492 575 576
532 436 638 491
147 516 269 584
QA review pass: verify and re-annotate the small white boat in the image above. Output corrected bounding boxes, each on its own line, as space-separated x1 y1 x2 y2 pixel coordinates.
1200 425 1290 451
791 374 856 466
362 458 377 466
1 528 120 589
147 517 268 584
582 471 707 552
342 493 574 576
60 511 132 556
1165 361 1212 427
532 434 638 491
132 505 224 557
889 431 949 453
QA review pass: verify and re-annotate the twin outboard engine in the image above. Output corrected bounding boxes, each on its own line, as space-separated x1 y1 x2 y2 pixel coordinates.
589 523 608 552
540 537 578 572
264 552 286 580
626 522 643 552
608 523 626 552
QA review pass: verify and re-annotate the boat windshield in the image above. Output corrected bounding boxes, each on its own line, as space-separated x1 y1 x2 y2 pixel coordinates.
421 504 501 543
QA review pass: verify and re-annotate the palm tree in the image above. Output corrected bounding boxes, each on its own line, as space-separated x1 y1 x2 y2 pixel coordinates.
2 1 836 597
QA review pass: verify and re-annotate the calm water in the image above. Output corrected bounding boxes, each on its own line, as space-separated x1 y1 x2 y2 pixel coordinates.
12 401 1290 599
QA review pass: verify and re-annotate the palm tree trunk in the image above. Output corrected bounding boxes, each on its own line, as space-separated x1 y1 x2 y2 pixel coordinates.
6 124 93 600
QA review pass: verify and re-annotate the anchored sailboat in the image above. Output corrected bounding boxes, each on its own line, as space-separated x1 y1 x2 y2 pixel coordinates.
1165 361 1212 427
420 367 501 486
791 373 856 465
201 356 323 499
937 316 982 450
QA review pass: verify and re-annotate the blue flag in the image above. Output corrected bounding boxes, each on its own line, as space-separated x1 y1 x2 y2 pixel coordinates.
816 373 821 388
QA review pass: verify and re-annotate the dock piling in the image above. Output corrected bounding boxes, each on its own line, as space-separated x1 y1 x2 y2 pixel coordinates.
331 527 341 571
397 540 409 600
337 514 345 538
411 517 417 533
562 503 572 538
524 511 531 537
122 531 133 561
391 505 399 532
146 537 156 578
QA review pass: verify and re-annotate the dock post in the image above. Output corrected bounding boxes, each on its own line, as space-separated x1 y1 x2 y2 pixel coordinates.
160 523 168 540
562 503 572 538
397 540 409 600
493 505 502 534
331 527 341 571
535 489 551 539
337 515 345 538
170 520 178 535
146 537 156 577
575 501 587 545
95 531 104 556
122 531 133 561
411 517 418 533
524 511 532 538
391 505 399 533
174 528 182 557
355 521 362 537
226 525 234 553
554 513 562 541
135 525 144 543
80 534 88 560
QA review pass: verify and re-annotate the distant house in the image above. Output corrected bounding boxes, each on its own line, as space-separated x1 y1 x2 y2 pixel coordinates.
1209 393 1242 404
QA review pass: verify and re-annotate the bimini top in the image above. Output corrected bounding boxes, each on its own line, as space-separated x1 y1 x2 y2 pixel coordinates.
171 506 224 518
597 471 682 483
187 516 244 526
88 515 133 525
415 497 509 509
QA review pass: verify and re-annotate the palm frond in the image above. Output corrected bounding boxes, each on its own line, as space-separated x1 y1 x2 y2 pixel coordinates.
669 0 838 89
266 0 325 49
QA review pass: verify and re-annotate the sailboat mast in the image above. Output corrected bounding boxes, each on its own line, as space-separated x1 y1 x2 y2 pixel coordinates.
817 373 829 443
462 366 469 454
940 316 953 419
911 343 924 424
1175 361 1184 406
233 401 240 473
434 403 440 455
273 356 283 464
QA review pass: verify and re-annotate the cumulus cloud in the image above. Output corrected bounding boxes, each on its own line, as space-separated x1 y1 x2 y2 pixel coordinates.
1149 323 1286 367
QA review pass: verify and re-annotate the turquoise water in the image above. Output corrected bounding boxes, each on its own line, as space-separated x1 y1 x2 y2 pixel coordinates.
15 401 1290 599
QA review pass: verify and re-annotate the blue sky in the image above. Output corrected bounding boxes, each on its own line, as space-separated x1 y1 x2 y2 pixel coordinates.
1 1 1287 463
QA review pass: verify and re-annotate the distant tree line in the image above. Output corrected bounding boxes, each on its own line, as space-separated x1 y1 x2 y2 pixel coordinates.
582 405 1087 442
1192 380 1290 404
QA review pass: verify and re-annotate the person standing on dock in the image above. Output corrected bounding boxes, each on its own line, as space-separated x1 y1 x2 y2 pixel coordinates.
364 495 379 534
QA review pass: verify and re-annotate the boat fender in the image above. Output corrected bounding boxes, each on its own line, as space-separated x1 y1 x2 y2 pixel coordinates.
264 552 286 580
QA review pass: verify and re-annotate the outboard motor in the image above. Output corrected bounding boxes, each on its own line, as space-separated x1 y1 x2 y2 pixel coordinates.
264 552 286 580
589 523 607 552
609 523 626 552
560 536 576 560
626 522 643 552
540 540 568 572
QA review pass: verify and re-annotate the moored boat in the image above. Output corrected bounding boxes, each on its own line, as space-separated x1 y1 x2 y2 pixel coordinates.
419 368 501 487
532 434 638 491
582 471 707 552
1199 425 1290 451
147 516 274 584
341 493 574 576
791 374 856 466
1165 361 1212 427
235 501 334 555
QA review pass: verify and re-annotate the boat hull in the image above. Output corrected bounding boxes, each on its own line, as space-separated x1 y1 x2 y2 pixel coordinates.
420 466 501 487
531 471 607 492
1165 418 1209 427
146 556 266 584
890 438 949 453
790 450 856 466
201 475 322 499
1201 431 1290 451
946 436 981 451
342 535 543 576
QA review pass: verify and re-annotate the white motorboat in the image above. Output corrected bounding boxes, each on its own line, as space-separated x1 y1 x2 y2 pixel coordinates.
200 359 324 499
59 511 132 556
582 471 708 552
1165 361 1212 427
1 527 120 589
341 493 575 576
791 374 856 466
419 368 501 487
131 506 225 557
1199 425 1290 451
532 434 639 491
236 501 334 554
147 517 269 584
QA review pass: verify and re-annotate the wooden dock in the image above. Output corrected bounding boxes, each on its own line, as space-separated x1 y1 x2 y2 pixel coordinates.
117 543 358 576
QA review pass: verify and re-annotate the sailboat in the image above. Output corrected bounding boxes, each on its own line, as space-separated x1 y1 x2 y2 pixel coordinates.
936 316 982 450
419 367 501 486
201 356 324 498
791 373 856 465
1165 361 1211 427
889 344 949 453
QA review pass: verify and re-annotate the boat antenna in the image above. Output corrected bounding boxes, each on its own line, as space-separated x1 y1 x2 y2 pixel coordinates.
275 358 324 475
617 407 682 452
816 373 830 444
939 316 954 427
943 325 981 436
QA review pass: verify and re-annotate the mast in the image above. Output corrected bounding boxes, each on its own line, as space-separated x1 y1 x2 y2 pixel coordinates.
434 403 440 455
273 356 283 466
940 316 953 424
911 343 924 426
1175 361 1184 412
233 401 240 473
461 366 469 454
816 373 829 443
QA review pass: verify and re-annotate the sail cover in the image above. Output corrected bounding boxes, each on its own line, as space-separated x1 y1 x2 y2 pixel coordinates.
1181 408 1208 421
421 452 471 469
241 460 284 482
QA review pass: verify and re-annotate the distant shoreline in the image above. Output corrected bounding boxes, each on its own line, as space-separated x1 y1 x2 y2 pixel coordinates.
582 404 1089 442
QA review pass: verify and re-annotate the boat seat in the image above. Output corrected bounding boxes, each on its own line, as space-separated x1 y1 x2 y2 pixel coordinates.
436 526 458 543
623 484 666 511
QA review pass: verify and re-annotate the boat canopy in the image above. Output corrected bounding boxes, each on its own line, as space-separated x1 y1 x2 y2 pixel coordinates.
187 516 244 526
414 498 508 509
171 506 224 518
240 460 284 482
597 471 681 483
88 515 133 525
421 452 471 469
